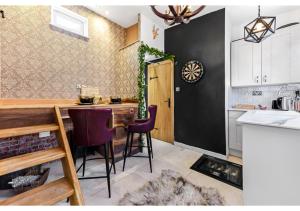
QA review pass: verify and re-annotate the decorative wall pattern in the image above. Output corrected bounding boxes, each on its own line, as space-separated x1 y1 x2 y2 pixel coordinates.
0 6 139 99
117 42 140 98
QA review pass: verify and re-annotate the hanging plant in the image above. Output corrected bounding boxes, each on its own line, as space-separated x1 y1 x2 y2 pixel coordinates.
137 42 174 118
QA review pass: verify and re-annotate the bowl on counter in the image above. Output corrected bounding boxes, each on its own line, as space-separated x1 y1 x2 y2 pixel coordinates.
79 96 95 104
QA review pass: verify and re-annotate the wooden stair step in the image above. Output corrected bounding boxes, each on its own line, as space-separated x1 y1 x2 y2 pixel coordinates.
0 178 74 205
0 124 59 139
0 148 66 176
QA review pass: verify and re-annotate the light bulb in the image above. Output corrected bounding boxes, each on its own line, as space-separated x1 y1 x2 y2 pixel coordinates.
253 22 266 33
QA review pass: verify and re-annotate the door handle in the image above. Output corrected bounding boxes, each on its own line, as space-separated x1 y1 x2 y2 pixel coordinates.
0 10 4 19
150 76 158 80
164 98 171 108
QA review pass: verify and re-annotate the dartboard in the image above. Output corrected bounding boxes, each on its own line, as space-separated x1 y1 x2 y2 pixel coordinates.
181 60 204 83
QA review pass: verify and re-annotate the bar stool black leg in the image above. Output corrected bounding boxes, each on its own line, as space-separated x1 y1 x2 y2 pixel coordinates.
129 132 134 156
109 141 116 174
148 132 153 159
71 144 77 166
82 147 87 177
146 133 153 173
122 131 130 171
104 143 111 198
69 131 76 164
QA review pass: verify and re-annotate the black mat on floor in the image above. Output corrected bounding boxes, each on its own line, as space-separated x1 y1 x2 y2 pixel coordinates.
190 154 243 190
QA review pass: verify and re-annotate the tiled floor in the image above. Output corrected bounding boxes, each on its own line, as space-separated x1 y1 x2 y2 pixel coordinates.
0 139 243 205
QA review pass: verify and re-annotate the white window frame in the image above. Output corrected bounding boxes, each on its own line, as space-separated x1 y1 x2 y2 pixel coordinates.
50 6 88 38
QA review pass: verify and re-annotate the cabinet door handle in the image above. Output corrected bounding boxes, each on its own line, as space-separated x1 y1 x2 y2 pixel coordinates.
255 75 259 83
263 75 267 83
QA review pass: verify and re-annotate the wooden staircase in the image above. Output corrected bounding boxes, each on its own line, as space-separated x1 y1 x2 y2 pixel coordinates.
0 106 84 205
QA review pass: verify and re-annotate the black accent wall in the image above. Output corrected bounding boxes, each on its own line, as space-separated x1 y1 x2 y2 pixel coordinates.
165 9 226 155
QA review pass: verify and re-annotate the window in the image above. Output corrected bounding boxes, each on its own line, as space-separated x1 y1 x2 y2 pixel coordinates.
50 6 88 38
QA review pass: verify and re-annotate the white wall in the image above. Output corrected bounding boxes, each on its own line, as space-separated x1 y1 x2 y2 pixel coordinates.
231 8 300 41
139 13 165 61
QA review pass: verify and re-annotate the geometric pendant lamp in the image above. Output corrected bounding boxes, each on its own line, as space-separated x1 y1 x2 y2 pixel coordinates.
244 6 276 43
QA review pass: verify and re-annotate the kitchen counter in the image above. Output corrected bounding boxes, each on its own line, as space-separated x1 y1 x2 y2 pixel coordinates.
227 108 254 112
0 102 138 109
237 110 300 130
238 109 300 205
227 108 279 112
0 101 139 161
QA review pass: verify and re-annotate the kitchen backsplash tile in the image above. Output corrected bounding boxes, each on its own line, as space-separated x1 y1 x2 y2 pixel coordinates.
229 84 300 109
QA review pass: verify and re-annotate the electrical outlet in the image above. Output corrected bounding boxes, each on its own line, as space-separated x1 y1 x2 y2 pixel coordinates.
76 84 81 89
39 131 50 138
252 91 262 96
176 87 180 92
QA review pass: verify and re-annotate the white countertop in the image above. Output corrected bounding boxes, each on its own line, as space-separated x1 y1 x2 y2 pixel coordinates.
228 108 254 112
237 110 300 130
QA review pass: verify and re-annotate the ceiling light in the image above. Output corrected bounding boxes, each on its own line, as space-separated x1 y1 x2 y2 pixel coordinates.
244 6 276 43
150 5 205 26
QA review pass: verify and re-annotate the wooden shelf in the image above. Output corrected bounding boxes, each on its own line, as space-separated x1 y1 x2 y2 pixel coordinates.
0 148 66 176
0 178 74 205
0 124 59 139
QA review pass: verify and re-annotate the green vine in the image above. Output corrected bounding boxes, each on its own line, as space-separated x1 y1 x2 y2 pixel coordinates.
137 42 174 118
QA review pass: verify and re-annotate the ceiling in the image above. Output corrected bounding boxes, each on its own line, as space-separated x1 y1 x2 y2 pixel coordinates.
85 5 300 28
227 6 299 26
85 5 224 28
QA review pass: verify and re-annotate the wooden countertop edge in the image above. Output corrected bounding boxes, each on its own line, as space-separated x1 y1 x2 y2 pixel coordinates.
0 103 138 109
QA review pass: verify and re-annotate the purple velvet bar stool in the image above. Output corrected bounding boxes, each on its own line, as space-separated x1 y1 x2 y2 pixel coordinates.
122 105 157 173
68 108 116 198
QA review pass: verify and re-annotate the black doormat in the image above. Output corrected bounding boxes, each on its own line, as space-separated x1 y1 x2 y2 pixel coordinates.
190 154 243 190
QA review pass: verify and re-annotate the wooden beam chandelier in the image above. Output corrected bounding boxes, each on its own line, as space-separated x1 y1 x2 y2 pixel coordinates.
150 5 205 26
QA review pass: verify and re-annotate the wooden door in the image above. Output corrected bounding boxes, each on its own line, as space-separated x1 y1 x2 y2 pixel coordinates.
147 60 174 143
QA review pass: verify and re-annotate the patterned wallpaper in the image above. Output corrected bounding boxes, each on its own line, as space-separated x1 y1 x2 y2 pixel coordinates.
0 6 139 99
117 42 140 98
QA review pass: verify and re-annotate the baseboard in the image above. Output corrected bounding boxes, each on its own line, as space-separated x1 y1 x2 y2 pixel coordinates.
174 141 227 160
229 148 242 158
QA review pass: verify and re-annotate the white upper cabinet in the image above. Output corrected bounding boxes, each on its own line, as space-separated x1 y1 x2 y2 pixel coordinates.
231 40 261 86
231 26 300 87
262 29 290 85
290 25 300 83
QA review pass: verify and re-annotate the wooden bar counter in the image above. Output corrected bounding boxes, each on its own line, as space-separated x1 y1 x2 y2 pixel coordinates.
0 99 139 162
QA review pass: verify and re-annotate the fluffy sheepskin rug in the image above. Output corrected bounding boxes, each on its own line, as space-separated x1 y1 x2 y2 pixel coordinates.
119 169 225 205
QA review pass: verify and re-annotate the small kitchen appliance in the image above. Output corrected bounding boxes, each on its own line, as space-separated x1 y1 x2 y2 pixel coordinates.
276 97 289 111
